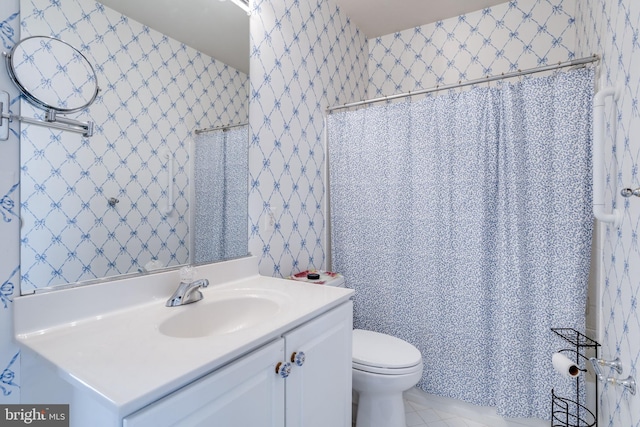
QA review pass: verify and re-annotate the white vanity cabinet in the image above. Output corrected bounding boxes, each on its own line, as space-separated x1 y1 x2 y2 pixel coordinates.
284 300 353 427
123 339 286 427
123 301 353 427
15 257 355 427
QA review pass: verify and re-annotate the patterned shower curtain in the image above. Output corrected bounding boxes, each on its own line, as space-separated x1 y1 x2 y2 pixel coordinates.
193 125 248 263
328 68 594 419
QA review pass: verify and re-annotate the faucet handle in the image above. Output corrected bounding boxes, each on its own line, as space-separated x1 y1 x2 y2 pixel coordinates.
182 279 209 305
180 265 197 283
165 278 209 307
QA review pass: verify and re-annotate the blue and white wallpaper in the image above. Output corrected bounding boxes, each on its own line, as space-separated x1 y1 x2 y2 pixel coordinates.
248 0 368 277
19 0 248 291
576 1 640 425
368 0 577 98
0 0 21 404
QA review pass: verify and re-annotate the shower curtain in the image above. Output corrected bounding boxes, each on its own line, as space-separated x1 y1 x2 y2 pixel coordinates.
328 68 594 419
193 126 248 263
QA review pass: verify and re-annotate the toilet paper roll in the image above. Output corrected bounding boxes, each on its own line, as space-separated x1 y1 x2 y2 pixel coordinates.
552 352 580 378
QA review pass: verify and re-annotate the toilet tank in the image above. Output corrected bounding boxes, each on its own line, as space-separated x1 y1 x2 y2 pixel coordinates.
289 270 345 288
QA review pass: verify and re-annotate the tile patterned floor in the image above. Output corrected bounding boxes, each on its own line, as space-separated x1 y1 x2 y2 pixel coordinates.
353 388 548 427
404 399 488 427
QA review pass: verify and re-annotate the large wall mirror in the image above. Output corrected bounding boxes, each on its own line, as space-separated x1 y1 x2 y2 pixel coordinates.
18 0 250 294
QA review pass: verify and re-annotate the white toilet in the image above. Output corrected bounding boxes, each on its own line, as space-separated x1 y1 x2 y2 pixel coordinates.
290 271 424 427
352 329 423 427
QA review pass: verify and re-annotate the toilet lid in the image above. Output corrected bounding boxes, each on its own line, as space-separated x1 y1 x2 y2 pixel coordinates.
352 329 422 369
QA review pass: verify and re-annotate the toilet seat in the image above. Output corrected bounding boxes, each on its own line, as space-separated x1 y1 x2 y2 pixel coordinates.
352 361 422 375
352 329 422 375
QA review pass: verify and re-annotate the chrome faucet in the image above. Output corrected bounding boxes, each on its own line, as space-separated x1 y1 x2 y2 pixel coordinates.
166 278 210 307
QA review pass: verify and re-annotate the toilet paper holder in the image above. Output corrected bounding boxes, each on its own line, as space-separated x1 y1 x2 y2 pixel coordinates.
551 328 600 427
589 357 636 395
552 350 587 377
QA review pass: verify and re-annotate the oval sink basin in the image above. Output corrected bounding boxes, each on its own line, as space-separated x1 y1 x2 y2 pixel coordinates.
159 294 282 338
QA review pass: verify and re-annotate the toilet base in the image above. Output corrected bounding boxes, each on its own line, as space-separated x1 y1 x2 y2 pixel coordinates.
351 329 423 427
355 390 405 427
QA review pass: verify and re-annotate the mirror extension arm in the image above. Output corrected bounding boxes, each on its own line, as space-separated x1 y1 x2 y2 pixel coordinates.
0 91 94 140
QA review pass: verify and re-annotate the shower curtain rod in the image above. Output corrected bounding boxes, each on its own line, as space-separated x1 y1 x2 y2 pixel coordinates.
194 122 248 135
326 54 600 113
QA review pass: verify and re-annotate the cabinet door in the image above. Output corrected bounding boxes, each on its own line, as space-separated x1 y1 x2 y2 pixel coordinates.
284 301 353 427
124 339 285 427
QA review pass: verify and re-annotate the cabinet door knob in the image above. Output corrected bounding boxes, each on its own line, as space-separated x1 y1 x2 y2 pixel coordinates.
290 351 306 366
275 362 292 378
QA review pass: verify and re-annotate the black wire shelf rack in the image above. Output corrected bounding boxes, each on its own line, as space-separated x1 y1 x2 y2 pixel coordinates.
551 328 600 427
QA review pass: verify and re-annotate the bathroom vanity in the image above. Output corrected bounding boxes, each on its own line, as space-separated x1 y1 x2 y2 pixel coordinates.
14 257 354 427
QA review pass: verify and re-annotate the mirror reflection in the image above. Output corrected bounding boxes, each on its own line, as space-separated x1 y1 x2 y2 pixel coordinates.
7 36 99 113
19 0 250 294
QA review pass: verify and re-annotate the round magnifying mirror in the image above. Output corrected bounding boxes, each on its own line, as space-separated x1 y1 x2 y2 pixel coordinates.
5 36 99 114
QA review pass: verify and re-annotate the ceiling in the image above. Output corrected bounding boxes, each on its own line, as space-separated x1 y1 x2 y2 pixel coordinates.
335 0 509 38
98 0 251 74
98 0 508 75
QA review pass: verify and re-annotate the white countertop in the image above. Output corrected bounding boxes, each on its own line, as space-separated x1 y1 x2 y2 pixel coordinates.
14 257 354 417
